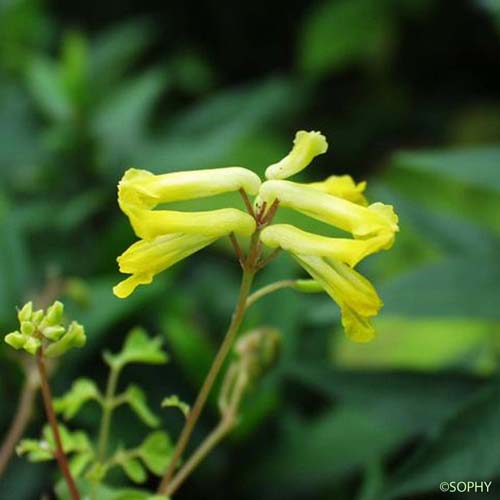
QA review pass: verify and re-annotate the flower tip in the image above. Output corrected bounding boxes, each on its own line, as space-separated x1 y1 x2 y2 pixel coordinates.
265 130 328 180
295 130 328 155
342 310 376 343
369 202 400 233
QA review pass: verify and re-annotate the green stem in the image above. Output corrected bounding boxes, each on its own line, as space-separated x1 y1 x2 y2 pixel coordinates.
166 372 248 496
158 267 255 495
245 280 297 309
97 364 121 462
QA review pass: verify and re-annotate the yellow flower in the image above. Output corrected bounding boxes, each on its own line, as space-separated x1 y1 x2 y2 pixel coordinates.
265 130 328 180
114 167 261 298
307 174 368 206
113 129 399 342
258 136 399 342
293 255 382 342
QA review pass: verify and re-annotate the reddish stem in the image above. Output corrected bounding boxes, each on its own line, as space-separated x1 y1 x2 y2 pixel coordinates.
36 350 80 500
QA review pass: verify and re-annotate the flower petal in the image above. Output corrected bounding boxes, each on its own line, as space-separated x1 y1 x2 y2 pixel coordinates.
259 180 398 240
260 224 393 267
308 175 368 206
114 233 216 298
119 167 261 211
125 207 256 240
292 254 382 342
265 131 328 180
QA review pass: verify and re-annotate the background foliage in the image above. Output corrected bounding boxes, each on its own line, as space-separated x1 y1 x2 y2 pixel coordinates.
1 0 499 498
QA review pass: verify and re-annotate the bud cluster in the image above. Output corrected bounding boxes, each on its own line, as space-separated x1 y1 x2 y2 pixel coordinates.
4 301 86 357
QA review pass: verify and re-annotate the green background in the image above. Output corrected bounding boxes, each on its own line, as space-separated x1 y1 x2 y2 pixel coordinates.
1 0 500 498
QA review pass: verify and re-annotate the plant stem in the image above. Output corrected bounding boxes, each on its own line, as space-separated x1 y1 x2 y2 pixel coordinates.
166 372 248 496
97 364 121 462
245 279 297 309
0 360 38 477
36 349 80 500
158 267 255 495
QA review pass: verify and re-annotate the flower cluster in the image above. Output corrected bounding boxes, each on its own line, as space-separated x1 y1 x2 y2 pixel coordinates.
4 301 86 357
114 130 399 342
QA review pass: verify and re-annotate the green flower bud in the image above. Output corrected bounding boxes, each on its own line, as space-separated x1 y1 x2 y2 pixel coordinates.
17 302 33 323
23 337 42 355
5 331 27 350
42 325 66 341
45 301 64 326
235 327 281 380
20 321 35 336
31 309 44 325
45 321 86 358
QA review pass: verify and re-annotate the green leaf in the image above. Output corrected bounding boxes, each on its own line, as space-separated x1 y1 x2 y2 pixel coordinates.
56 479 168 500
161 395 190 418
60 31 89 107
18 425 93 465
124 385 160 428
299 0 393 76
252 407 403 496
288 364 485 436
105 327 168 369
26 57 71 121
69 451 94 477
385 384 500 498
380 257 500 319
89 20 155 89
162 313 214 386
138 431 173 475
93 68 168 160
392 146 500 194
16 438 53 462
54 378 102 420
121 457 147 484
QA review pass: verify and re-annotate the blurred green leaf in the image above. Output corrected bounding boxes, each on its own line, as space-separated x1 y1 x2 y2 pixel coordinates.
139 78 300 171
162 313 214 387
252 407 403 496
26 56 71 121
385 384 500 498
299 0 393 76
90 19 155 89
288 364 485 438
392 147 500 194
105 327 168 369
138 431 173 475
123 385 160 428
56 479 168 500
54 378 102 420
335 318 498 373
17 424 93 465
381 257 500 319
161 395 190 418
93 68 168 164
121 457 147 484
61 31 89 108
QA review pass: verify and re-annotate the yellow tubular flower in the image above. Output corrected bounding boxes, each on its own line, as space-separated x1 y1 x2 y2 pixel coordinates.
308 175 368 206
119 167 261 210
114 233 217 298
260 224 394 268
125 206 256 240
265 130 328 180
114 166 261 298
293 254 382 342
259 180 398 242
